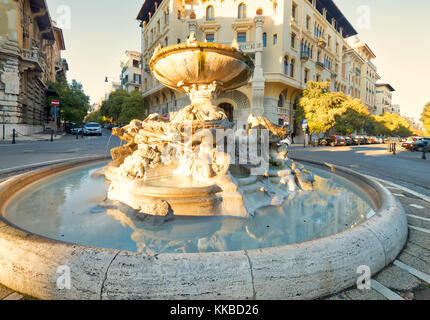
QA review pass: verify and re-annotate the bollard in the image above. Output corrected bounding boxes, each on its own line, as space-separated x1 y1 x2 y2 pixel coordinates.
12 129 16 144
51 129 54 142
423 146 427 160
393 143 396 155
76 130 79 139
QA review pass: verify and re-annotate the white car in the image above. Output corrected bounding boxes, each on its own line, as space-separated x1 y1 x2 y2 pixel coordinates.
83 123 102 136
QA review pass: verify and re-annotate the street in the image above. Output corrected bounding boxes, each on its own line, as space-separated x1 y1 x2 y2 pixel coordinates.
289 144 430 198
0 130 121 174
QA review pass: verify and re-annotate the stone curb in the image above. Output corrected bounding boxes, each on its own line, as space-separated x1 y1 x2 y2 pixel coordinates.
0 158 408 300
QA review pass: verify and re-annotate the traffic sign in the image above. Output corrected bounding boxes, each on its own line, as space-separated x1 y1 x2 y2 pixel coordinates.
302 119 308 125
51 100 60 107
283 116 290 125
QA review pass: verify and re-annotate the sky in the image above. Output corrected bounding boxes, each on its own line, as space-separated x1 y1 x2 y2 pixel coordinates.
45 0 430 123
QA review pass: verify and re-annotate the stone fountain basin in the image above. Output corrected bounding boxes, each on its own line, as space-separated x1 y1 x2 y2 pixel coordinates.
0 157 407 300
149 42 253 92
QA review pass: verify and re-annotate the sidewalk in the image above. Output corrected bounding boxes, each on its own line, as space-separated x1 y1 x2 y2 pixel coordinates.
392 149 430 162
0 132 66 144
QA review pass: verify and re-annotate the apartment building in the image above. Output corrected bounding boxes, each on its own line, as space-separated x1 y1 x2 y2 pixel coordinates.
0 0 67 136
375 83 395 115
120 50 142 93
346 36 381 114
137 0 357 132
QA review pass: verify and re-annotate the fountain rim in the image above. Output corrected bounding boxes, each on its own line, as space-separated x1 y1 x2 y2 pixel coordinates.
0 157 407 299
148 41 255 72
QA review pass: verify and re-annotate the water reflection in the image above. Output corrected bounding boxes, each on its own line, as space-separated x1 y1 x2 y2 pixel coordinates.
5 163 371 253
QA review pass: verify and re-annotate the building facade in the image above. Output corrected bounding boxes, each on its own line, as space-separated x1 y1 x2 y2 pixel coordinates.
120 50 142 93
137 0 358 132
375 83 395 116
0 0 67 136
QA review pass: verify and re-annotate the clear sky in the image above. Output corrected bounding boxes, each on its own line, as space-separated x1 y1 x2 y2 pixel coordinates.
46 0 429 123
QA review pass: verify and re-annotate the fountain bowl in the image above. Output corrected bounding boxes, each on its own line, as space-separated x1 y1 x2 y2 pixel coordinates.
0 158 407 300
149 41 254 93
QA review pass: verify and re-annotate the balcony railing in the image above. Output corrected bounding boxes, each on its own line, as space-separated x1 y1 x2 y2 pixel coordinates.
21 47 44 70
317 36 326 48
300 51 310 62
221 41 260 53
316 61 325 69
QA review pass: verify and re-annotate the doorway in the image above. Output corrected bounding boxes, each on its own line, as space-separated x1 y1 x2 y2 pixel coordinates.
218 103 234 122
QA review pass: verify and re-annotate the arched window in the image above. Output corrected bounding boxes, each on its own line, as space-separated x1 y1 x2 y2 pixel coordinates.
278 94 284 108
262 32 267 47
206 5 214 21
238 3 247 19
290 59 295 78
283 56 289 75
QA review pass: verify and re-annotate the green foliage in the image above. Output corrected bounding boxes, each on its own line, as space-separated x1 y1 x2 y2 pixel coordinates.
298 81 363 134
47 79 90 123
420 102 430 135
85 110 103 123
100 89 147 125
334 98 370 135
373 113 414 137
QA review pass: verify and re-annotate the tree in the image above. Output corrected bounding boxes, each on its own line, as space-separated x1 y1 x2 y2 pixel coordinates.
119 90 148 124
100 89 130 123
420 102 430 135
374 113 414 137
85 110 103 123
334 98 369 135
47 79 90 124
100 89 147 125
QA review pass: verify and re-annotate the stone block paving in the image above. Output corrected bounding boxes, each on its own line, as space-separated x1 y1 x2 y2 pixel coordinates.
326 181 430 300
1 180 429 301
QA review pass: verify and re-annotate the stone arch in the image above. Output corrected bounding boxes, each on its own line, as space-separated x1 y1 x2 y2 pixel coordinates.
216 90 250 110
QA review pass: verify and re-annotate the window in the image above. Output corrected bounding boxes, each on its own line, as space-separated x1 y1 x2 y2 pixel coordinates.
291 33 296 48
273 34 277 45
292 2 297 19
306 16 311 30
238 3 247 19
283 56 289 75
290 59 295 78
206 33 215 43
165 10 169 24
304 69 309 83
177 38 181 44
237 32 247 43
262 32 267 47
133 60 139 68
177 10 181 20
206 5 215 21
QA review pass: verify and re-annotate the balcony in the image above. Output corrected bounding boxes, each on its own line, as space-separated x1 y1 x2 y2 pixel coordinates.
21 48 44 72
221 41 260 53
331 72 337 78
300 51 310 62
317 37 326 48
316 61 325 69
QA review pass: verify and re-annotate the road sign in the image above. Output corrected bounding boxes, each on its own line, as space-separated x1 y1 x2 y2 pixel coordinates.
302 119 308 125
51 100 60 107
284 116 290 125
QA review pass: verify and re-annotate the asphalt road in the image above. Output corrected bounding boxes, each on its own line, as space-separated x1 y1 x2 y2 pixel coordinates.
0 129 121 173
289 144 430 197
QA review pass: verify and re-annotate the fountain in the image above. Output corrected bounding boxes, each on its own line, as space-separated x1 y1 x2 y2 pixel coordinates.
102 34 314 220
0 36 407 300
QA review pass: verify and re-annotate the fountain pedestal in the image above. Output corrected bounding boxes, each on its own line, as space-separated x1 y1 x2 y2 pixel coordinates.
103 35 314 219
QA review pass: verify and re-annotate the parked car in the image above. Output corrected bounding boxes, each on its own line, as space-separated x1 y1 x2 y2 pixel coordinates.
344 136 353 145
83 123 102 136
65 122 76 134
71 124 83 135
319 135 346 147
411 140 430 152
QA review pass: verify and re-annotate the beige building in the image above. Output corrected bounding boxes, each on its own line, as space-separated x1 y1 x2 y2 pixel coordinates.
346 36 380 114
120 50 142 93
390 104 401 116
375 83 395 115
0 0 67 136
137 0 358 132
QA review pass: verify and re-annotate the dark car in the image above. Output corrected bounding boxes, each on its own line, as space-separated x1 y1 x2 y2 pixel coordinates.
319 135 346 147
411 140 430 152
65 122 76 134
